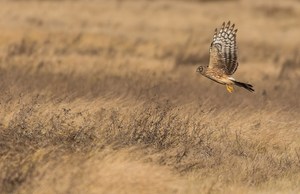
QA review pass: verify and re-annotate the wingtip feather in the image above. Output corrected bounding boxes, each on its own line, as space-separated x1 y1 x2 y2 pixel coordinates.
227 21 231 27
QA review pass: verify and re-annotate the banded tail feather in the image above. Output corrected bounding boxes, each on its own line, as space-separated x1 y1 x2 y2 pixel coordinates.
233 80 254 92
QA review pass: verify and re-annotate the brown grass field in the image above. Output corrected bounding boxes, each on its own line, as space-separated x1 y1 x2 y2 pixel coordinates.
0 0 300 193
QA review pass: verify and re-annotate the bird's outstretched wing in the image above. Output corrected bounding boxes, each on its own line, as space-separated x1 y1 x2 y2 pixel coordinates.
208 21 238 75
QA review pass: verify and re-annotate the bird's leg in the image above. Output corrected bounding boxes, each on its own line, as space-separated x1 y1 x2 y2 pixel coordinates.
226 85 234 93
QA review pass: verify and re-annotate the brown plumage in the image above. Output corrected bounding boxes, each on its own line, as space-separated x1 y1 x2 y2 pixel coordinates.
196 21 254 93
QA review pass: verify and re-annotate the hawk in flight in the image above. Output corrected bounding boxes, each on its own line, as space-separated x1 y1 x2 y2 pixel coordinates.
197 21 254 93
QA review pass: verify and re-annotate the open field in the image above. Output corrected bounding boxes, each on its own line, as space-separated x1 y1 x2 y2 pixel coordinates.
0 0 300 193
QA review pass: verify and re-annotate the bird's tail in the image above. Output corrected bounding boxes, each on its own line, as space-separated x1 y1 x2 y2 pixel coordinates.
233 80 254 92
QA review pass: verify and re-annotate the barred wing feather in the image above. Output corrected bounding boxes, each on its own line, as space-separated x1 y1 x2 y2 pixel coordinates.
208 21 239 75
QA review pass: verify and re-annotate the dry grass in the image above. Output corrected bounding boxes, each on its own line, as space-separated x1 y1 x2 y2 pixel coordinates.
0 0 300 193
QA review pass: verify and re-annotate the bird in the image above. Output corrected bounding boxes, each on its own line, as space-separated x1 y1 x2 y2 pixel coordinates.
196 21 254 93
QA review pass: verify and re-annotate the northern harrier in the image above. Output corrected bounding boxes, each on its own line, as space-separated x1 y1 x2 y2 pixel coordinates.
196 21 254 93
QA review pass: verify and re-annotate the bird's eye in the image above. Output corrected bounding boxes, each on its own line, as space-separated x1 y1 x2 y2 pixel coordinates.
197 66 203 72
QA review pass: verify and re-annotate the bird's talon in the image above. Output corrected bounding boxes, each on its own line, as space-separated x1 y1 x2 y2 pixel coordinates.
226 85 234 93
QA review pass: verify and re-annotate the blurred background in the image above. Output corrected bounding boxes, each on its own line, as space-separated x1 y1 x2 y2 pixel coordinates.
0 0 299 194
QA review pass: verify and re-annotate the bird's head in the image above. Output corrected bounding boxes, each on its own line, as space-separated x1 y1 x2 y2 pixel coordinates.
196 65 206 75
